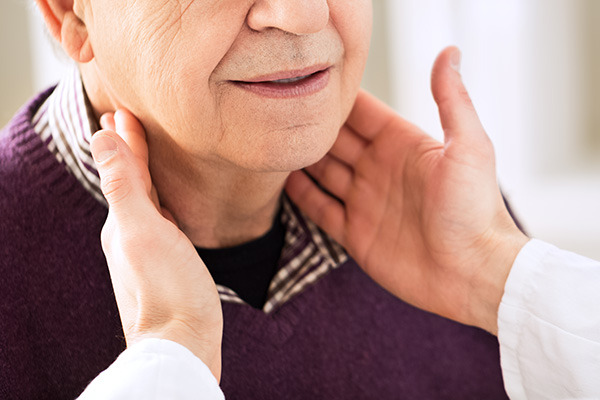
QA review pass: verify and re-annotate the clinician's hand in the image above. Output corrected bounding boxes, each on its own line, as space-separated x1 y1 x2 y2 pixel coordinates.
90 110 223 380
286 47 529 334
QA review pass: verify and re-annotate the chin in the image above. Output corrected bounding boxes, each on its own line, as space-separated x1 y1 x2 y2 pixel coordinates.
246 123 340 173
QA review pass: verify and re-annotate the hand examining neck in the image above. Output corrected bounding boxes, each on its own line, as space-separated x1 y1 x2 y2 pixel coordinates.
84 46 528 336
286 47 529 335
91 110 224 381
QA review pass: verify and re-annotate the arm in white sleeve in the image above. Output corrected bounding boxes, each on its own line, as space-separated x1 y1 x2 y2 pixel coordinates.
499 239 600 399
77 339 225 400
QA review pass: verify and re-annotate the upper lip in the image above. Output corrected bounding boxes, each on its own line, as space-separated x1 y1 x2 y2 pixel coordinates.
235 64 331 83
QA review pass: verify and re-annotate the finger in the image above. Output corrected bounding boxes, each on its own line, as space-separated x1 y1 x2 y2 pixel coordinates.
327 125 368 167
304 154 353 201
345 89 399 140
285 171 345 244
90 130 156 222
100 113 116 131
114 109 149 166
431 46 489 149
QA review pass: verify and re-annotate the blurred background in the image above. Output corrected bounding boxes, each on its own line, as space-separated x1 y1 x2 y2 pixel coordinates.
2 0 599 259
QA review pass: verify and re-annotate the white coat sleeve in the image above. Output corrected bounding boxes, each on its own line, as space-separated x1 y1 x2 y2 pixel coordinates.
77 338 225 400
498 239 600 399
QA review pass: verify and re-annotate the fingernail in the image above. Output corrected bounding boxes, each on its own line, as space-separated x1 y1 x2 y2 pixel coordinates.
91 135 118 164
451 50 461 73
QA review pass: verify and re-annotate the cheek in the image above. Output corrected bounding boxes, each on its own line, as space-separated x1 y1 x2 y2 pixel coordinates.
330 0 373 55
88 1 249 131
331 0 373 116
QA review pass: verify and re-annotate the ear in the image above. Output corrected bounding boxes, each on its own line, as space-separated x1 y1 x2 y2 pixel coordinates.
35 0 94 63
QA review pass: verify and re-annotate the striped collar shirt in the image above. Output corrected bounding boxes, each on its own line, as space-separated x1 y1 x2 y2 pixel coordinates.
32 64 348 314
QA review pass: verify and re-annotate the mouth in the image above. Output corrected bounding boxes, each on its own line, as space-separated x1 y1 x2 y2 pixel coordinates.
231 66 331 99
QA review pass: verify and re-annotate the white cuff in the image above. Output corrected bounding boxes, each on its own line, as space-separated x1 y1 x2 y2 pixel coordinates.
78 339 224 400
499 239 600 399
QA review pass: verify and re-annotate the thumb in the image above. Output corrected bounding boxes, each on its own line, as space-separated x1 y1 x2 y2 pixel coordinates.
90 131 154 220
431 47 490 150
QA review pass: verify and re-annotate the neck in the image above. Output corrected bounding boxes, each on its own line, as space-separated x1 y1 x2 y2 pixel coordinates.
149 133 288 249
81 63 287 248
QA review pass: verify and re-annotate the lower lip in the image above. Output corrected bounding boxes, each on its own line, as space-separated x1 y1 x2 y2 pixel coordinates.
233 69 330 99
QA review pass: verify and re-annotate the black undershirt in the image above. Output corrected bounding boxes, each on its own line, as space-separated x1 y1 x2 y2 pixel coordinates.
195 209 285 310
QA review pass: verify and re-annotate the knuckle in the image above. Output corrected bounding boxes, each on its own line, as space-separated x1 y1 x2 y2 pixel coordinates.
100 173 133 206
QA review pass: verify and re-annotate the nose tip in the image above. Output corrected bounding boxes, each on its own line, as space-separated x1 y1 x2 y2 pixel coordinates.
247 0 330 35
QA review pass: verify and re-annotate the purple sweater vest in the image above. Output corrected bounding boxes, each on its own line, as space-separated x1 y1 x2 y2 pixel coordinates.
0 91 509 399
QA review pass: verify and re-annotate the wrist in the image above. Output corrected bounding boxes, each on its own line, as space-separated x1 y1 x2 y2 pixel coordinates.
126 319 223 381
467 228 529 335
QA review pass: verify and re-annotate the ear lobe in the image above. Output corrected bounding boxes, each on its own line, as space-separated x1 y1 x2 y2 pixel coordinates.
35 0 94 63
61 11 94 63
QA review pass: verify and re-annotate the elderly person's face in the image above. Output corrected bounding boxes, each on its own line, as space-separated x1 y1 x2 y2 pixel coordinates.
80 1 372 172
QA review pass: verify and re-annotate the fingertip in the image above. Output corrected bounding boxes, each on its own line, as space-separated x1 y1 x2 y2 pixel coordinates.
100 113 116 131
91 132 118 164
450 47 461 73
285 169 305 190
431 46 463 100
434 46 461 70
346 89 398 140
114 108 146 139
285 170 311 199
113 109 127 131
430 46 486 139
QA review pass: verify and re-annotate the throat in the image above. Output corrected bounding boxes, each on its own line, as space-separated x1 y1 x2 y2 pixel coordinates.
149 149 288 249
196 205 286 309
